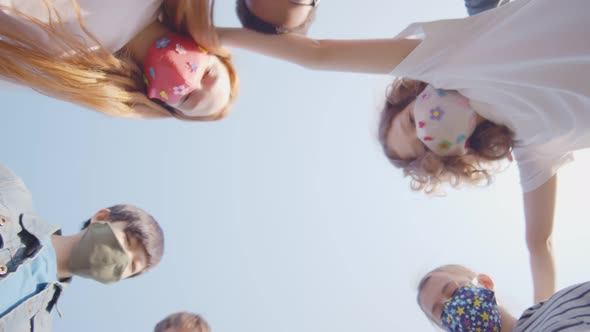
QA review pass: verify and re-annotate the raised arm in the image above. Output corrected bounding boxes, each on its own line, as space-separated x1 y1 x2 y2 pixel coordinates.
218 27 420 74
523 174 558 303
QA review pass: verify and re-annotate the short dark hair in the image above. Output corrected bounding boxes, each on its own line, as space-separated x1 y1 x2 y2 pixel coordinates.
82 204 164 274
235 0 317 35
154 312 211 332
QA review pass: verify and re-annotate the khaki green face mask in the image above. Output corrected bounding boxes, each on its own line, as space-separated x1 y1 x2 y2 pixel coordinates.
67 222 130 284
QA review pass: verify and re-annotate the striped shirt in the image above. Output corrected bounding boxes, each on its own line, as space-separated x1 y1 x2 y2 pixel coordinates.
513 282 590 331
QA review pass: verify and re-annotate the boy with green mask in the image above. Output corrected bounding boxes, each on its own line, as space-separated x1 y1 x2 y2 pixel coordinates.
0 162 165 331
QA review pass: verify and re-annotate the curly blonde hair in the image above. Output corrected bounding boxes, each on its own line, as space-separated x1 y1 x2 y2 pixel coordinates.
0 0 238 121
377 78 514 194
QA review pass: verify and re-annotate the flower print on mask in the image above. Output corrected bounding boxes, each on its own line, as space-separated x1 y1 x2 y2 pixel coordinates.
441 283 501 332
175 43 186 54
173 85 190 96
430 107 445 121
438 140 452 152
187 61 198 73
156 37 171 49
456 135 467 144
143 33 211 105
413 85 478 157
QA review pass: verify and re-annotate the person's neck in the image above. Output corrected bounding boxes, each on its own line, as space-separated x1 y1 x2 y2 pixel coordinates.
51 233 83 279
124 21 172 66
500 305 517 332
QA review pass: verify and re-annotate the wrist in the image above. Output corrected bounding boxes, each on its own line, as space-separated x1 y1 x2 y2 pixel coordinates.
216 27 233 46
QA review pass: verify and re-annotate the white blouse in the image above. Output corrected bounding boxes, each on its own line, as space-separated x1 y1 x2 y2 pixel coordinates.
390 0 590 192
0 0 162 52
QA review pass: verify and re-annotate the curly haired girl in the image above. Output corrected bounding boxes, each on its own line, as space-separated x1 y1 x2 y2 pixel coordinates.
219 0 590 302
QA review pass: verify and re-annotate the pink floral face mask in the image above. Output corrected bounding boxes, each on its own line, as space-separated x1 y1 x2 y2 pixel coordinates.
143 33 211 105
413 85 478 156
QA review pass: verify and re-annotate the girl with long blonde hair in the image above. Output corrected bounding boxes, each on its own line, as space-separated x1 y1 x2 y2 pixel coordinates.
0 0 238 120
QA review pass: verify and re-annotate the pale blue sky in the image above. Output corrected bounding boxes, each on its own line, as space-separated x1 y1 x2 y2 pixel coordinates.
2 1 590 331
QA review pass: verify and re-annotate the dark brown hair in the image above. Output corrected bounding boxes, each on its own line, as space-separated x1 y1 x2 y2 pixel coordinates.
235 0 317 35
378 78 514 193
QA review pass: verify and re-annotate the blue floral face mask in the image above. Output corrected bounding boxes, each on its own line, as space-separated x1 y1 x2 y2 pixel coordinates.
441 282 501 332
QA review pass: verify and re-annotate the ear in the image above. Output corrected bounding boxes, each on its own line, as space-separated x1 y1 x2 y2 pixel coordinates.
90 209 111 224
476 274 495 291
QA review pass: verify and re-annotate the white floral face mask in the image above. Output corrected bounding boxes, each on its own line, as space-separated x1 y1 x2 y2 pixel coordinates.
413 85 478 156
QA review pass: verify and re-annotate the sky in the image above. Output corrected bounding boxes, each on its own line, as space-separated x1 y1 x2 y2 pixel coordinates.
3 1 590 331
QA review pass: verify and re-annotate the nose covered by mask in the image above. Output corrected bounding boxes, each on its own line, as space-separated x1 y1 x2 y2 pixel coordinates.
441 282 501 332
413 85 478 157
143 33 211 105
67 222 130 284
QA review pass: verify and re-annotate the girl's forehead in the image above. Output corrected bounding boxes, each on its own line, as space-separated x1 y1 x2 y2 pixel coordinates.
430 271 472 284
420 271 470 300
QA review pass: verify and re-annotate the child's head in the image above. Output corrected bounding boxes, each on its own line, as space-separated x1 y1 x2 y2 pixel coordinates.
140 32 239 121
417 265 498 330
167 53 239 121
377 78 513 193
158 0 240 121
76 204 165 282
154 312 211 332
235 0 319 35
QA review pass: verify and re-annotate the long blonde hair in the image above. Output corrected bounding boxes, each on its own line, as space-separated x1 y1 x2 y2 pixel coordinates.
0 0 238 120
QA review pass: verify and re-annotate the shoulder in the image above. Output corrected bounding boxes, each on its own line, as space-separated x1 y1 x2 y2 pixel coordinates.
0 282 64 331
0 163 22 187
1 215 60 284
515 282 590 331
0 216 61 331
514 149 574 193
0 163 34 216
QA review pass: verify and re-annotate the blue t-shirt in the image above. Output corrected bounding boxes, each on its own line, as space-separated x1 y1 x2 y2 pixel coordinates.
0 237 58 317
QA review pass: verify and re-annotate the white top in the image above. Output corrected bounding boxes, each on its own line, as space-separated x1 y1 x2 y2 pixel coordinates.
0 0 162 52
390 0 590 192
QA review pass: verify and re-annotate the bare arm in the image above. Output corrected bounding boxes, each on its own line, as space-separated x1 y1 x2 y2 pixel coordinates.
218 27 420 74
523 174 558 303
